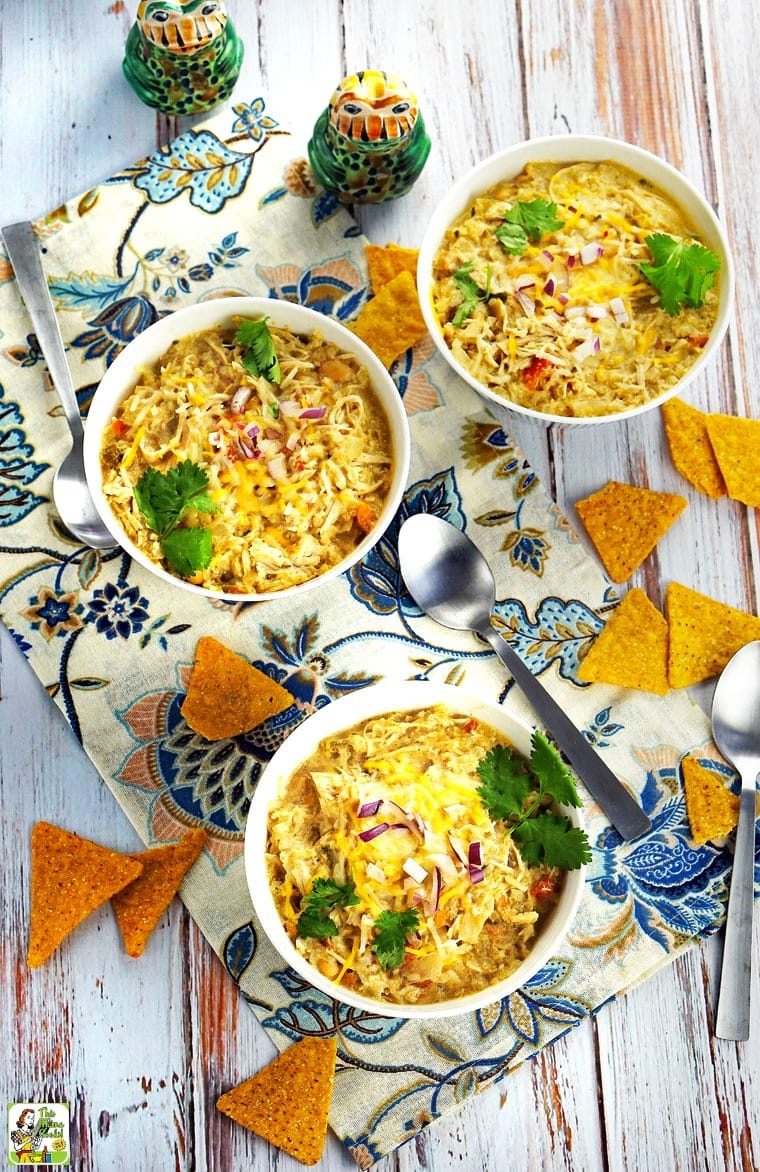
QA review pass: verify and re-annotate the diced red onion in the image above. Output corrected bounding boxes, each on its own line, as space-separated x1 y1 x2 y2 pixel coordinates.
277 400 301 417
564 305 587 320
448 834 469 867
286 432 299 452
299 406 327 420
574 332 597 362
593 335 601 353
468 841 483 868
586 304 608 319
558 293 570 306
358 799 383 818
542 249 555 263
469 865 485 885
358 821 390 842
566 253 577 269
543 277 556 297
515 290 536 316
231 386 252 414
245 424 260 440
208 430 221 448
366 861 387 883
237 436 255 459
264 427 282 441
514 274 536 291
609 296 626 316
267 453 287 481
429 867 442 914
402 857 428 884
579 242 604 266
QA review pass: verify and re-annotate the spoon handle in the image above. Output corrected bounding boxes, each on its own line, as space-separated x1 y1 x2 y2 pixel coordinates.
2 220 84 441
715 780 757 1040
479 624 651 841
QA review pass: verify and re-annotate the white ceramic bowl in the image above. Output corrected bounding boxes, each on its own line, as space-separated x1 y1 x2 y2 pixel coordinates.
83 297 410 601
244 680 587 1020
417 134 734 425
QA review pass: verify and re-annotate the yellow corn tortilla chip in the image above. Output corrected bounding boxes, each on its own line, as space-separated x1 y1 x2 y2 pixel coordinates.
682 756 739 845
181 636 292 740
27 822 143 968
216 1036 338 1166
575 481 687 583
704 413 760 507
578 588 670 694
366 242 419 292
661 398 726 499
349 269 427 368
112 828 207 957
667 582 760 687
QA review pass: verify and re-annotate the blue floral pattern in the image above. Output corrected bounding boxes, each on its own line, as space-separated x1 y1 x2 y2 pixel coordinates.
1 100 756 1167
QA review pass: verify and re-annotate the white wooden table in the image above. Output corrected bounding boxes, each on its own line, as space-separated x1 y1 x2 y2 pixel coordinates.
1 2 758 1169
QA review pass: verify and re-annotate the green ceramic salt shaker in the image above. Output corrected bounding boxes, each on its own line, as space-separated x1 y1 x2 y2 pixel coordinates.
122 0 244 116
308 69 431 203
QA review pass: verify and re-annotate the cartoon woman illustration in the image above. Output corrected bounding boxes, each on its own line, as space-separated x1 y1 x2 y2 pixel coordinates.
10 1108 42 1162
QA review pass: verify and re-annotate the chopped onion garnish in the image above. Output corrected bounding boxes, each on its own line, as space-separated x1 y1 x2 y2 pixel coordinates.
515 289 536 317
542 249 555 264
231 386 252 414
469 865 485 885
358 821 390 842
246 424 260 440
429 867 442 914
468 841 483 868
593 335 601 353
286 432 299 452
514 274 536 291
277 400 301 417
566 253 577 269
543 277 556 297
237 436 255 460
264 427 282 441
208 430 221 447
300 406 327 420
403 857 428 884
557 293 570 306
366 861 387 883
564 305 587 320
609 296 626 316
586 303 608 319
358 799 382 818
579 242 604 265
448 834 469 867
267 453 287 481
574 331 598 362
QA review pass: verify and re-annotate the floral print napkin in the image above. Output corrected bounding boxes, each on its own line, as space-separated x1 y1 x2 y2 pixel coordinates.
0 102 755 1167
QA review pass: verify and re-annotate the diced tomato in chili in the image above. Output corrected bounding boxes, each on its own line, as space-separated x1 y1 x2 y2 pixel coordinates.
688 335 709 348
522 356 553 392
530 875 556 901
111 418 129 438
463 717 479 733
354 502 377 533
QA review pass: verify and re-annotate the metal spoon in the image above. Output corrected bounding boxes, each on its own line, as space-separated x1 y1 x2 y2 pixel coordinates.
710 640 760 1041
398 513 651 841
2 221 116 549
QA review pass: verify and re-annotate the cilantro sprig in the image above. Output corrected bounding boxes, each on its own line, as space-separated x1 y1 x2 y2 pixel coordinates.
296 876 360 940
452 261 492 327
235 317 282 384
372 908 421 970
495 198 565 257
134 459 216 578
638 233 720 315
476 731 591 870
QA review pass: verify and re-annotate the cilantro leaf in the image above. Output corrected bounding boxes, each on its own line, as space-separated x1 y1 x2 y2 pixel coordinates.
514 812 593 869
496 199 565 256
133 459 217 579
452 261 492 327
161 526 213 577
639 233 720 315
476 744 532 821
528 731 582 808
295 876 359 941
476 733 590 870
372 908 420 970
296 907 339 939
235 317 282 384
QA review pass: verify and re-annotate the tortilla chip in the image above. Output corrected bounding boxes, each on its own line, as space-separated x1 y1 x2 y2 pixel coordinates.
27 822 143 968
181 636 292 740
575 481 687 583
216 1036 338 1165
704 413 760 507
667 582 760 687
578 588 670 694
366 242 419 292
112 828 207 957
349 269 427 368
682 756 739 845
661 398 726 499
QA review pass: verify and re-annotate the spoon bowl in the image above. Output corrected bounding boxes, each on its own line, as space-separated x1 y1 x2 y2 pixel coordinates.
2 221 117 550
398 513 651 841
710 640 760 1040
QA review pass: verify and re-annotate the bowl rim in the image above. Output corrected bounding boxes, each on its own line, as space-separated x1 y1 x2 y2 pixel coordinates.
417 133 735 426
82 295 411 601
243 679 587 1020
